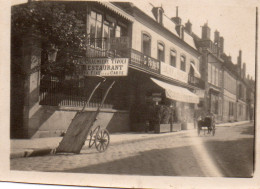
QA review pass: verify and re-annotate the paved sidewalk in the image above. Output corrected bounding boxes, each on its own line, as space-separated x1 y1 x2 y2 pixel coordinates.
10 120 251 159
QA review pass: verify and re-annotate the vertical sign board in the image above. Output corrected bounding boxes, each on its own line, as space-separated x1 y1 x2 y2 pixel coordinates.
78 58 129 76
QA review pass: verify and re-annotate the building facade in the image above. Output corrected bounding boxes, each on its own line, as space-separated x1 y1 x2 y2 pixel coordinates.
11 1 205 138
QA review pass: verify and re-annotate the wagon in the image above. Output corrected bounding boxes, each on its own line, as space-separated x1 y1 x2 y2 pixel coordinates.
56 77 114 154
197 116 216 136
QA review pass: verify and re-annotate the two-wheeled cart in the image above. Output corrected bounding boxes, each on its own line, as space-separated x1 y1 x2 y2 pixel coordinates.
197 116 216 136
56 77 115 154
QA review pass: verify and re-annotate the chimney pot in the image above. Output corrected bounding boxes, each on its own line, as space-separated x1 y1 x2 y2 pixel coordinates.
202 23 211 40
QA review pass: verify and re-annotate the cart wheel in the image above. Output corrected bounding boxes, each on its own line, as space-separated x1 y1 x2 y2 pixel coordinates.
95 129 110 152
89 125 100 148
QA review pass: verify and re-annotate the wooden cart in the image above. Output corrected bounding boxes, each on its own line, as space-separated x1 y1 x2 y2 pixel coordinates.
56 77 115 154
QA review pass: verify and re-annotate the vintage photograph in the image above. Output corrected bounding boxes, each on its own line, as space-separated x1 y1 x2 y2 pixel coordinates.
3 0 258 188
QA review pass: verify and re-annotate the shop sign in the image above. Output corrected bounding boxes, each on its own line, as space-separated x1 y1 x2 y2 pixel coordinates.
78 58 129 76
152 97 162 102
160 62 188 83
110 37 129 50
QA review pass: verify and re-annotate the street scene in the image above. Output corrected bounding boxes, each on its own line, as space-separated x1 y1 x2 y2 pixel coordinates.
11 122 254 177
9 0 257 186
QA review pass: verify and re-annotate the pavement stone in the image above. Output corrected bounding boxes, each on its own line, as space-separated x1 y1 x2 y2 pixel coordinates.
10 120 251 159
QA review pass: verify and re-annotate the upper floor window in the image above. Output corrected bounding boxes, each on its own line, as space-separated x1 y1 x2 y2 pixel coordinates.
90 11 103 48
142 33 151 56
170 50 176 67
115 25 121 38
158 9 163 24
180 55 186 71
158 42 165 62
189 61 195 76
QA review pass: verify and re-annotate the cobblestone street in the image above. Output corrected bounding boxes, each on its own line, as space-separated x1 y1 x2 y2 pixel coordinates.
11 123 254 177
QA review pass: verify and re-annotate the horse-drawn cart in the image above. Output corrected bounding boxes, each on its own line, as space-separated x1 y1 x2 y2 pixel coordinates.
197 115 216 136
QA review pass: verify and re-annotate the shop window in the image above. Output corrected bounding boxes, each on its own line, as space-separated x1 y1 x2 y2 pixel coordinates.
180 55 186 71
142 33 151 56
157 42 165 62
170 50 176 67
229 102 234 116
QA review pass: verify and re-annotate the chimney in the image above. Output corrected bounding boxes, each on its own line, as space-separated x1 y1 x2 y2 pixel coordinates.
185 20 192 34
219 36 224 54
171 7 182 25
243 63 246 79
237 50 242 75
202 23 211 40
214 30 220 44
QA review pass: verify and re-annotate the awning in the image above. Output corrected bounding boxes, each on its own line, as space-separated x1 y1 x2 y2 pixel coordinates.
151 78 199 104
190 62 201 78
98 2 135 22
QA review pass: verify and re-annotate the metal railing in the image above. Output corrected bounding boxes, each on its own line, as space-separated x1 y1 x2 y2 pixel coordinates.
130 49 160 74
188 74 205 89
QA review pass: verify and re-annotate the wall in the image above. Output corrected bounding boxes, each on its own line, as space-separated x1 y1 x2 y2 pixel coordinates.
132 17 200 76
28 106 130 138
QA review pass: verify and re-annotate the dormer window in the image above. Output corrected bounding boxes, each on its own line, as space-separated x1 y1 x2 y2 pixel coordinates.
158 8 163 24
152 7 164 25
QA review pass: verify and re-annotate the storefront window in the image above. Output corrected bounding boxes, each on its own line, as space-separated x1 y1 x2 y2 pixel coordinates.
180 55 186 71
158 42 165 62
170 50 176 67
142 33 151 56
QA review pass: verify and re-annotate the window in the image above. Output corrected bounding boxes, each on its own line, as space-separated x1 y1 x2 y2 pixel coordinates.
142 33 151 56
190 61 195 76
208 64 211 83
170 50 176 67
229 102 234 116
90 11 103 48
180 55 186 71
115 25 121 38
158 9 163 24
157 42 165 62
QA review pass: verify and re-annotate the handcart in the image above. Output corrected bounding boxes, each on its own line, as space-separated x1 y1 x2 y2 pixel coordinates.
197 116 216 136
56 77 115 154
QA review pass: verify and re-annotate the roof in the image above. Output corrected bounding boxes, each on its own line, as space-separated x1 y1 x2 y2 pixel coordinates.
130 0 197 51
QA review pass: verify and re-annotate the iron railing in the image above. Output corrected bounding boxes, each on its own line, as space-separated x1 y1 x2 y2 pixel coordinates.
188 74 205 89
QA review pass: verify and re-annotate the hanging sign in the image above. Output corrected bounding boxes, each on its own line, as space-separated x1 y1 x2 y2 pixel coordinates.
78 58 129 76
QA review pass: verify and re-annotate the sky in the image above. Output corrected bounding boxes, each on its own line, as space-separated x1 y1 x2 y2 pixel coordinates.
151 0 258 79
10 0 259 79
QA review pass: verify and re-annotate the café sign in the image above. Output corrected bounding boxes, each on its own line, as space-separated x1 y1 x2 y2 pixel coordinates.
78 58 129 76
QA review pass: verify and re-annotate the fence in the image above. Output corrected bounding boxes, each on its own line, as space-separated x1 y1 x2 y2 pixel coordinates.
39 75 113 108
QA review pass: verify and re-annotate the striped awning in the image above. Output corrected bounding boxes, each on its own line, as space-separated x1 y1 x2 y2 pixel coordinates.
151 78 199 104
98 2 135 22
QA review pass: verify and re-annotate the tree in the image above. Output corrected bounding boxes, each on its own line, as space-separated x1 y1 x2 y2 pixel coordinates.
12 1 87 77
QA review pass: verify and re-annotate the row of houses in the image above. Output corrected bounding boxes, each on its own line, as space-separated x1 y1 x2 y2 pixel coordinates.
11 1 255 138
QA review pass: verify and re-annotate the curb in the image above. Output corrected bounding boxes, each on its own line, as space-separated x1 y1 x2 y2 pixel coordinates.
10 130 193 159
11 121 252 159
